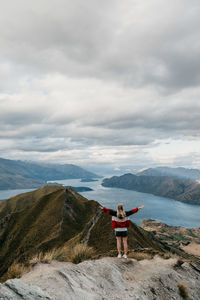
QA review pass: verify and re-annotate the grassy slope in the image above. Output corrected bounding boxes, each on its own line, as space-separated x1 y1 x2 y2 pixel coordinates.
87 213 166 255
0 187 65 277
0 186 62 218
0 186 198 281
0 186 97 279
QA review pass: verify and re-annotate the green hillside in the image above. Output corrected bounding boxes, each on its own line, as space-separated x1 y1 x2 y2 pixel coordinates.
0 186 197 281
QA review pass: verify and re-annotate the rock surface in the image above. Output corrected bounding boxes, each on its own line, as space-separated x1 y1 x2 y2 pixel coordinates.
0 279 51 299
1 256 200 300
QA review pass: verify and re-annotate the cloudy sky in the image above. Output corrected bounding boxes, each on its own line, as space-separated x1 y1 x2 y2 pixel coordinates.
1 0 200 173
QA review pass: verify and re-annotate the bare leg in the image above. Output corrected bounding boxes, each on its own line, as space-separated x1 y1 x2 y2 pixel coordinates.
122 237 128 255
116 236 122 254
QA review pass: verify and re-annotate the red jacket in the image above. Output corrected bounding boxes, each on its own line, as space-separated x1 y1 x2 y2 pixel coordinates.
102 207 138 228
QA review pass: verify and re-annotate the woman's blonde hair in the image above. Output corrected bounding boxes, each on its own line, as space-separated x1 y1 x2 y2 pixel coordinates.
117 204 126 219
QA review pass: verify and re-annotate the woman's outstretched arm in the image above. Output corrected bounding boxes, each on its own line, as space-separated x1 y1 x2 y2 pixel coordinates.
126 205 144 216
99 206 116 216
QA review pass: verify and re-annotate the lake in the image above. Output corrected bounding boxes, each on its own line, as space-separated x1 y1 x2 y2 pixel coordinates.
0 188 35 201
1 178 200 228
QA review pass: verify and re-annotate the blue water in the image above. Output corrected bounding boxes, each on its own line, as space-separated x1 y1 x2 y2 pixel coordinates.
1 178 200 228
49 178 200 228
0 188 35 201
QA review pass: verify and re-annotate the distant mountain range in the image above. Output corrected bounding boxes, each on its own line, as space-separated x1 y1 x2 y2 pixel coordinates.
102 173 200 204
0 157 99 190
137 166 200 181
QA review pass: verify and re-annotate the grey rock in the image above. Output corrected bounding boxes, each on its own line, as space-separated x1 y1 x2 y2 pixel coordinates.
1 257 200 300
0 279 51 300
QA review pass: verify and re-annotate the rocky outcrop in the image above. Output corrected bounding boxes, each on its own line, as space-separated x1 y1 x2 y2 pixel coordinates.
0 279 51 299
1 256 200 299
102 173 200 204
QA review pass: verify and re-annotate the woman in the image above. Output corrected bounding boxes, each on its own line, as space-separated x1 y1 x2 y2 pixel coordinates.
99 203 144 258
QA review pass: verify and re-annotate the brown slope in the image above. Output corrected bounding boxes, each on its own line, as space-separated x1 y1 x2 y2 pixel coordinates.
0 185 62 219
85 211 166 255
0 186 97 279
0 185 197 281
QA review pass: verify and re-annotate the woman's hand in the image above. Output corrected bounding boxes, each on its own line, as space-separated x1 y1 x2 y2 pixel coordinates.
138 205 144 210
99 205 104 210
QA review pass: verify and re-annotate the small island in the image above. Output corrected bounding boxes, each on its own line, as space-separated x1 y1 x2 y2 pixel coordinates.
80 178 99 182
65 186 93 192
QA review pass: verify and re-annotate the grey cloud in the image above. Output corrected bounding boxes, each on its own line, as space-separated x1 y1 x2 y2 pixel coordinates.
0 111 44 126
0 0 115 79
173 152 200 168
1 92 200 148
79 99 200 139
16 137 81 152
0 0 200 168
0 0 200 91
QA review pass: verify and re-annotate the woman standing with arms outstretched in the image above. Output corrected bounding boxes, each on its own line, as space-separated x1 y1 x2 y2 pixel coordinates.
99 204 144 258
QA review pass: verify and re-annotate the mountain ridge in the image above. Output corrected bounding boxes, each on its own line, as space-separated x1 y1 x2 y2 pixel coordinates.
0 157 99 190
137 166 200 181
102 173 200 204
0 185 190 282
